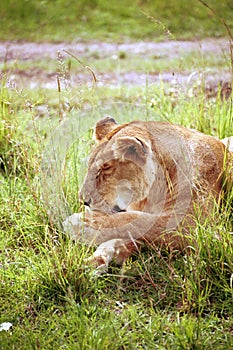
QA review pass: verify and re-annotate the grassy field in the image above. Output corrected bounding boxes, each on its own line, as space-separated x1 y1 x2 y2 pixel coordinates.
0 0 233 42
1 60 233 348
1 1 233 349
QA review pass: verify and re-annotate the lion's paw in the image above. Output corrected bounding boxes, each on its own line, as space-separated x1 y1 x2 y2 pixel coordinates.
62 212 85 240
63 212 100 242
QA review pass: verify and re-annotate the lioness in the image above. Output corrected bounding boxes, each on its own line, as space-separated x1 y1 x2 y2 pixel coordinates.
63 117 232 268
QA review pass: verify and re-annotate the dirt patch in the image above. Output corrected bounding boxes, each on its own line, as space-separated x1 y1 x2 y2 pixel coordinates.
0 39 232 94
0 38 229 61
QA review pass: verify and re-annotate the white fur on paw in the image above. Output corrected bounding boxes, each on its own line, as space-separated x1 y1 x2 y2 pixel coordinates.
62 212 84 240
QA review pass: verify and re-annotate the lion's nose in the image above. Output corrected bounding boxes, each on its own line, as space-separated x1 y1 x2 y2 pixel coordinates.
78 189 91 207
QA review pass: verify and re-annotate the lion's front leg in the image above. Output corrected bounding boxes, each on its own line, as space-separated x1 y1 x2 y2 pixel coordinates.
63 210 154 244
62 209 183 268
63 210 149 267
62 211 100 244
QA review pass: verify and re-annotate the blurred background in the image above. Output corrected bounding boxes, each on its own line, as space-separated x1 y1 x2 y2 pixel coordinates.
0 0 232 42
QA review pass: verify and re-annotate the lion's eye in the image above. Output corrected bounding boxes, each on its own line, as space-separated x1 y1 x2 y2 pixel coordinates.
96 163 113 180
102 163 113 177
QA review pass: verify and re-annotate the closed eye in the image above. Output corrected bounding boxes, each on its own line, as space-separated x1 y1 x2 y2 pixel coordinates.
96 164 113 179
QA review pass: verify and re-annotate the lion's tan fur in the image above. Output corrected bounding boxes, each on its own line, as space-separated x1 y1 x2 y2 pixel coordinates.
63 118 232 269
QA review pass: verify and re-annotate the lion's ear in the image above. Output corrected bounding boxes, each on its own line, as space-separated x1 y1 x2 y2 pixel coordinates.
113 136 150 165
94 117 118 142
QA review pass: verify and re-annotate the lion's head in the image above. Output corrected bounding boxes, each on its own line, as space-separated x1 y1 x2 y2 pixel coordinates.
79 117 161 213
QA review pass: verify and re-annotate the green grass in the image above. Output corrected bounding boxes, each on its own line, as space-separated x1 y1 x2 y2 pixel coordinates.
1 62 233 348
0 0 233 42
1 2 233 346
